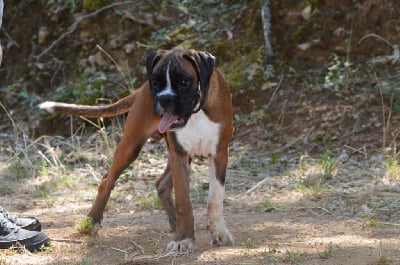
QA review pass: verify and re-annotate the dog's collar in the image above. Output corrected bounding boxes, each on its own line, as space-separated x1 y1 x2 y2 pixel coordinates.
191 82 209 114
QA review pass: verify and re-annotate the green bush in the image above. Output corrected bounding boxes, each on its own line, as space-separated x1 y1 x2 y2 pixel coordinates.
82 0 111 11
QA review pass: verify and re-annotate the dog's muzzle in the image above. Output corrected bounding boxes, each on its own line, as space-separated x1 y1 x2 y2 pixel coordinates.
155 92 189 134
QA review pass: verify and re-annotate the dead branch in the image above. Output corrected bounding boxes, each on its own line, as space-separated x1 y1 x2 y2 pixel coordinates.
261 0 273 59
358 33 399 64
261 0 274 77
264 74 285 110
36 1 135 61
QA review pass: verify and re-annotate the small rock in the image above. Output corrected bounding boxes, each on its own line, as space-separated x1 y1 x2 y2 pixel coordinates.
34 62 46 70
38 26 50 45
333 27 346 37
301 5 313 20
94 52 108 66
123 42 136 54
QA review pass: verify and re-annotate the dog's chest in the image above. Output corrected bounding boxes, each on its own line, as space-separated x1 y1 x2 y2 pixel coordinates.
175 110 220 157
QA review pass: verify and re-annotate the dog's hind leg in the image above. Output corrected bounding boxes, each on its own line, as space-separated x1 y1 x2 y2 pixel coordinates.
155 157 193 232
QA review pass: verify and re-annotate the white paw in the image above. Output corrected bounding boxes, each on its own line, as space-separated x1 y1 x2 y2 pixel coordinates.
166 238 195 254
207 223 234 246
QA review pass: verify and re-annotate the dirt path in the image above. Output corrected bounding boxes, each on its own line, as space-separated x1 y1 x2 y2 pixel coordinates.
1 135 400 265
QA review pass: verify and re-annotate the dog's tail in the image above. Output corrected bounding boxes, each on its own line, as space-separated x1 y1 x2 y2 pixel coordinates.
39 90 138 118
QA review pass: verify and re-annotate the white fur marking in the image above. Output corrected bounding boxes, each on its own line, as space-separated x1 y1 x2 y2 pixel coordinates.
167 238 194 254
175 110 220 157
207 158 234 246
193 83 201 110
157 60 174 97
207 158 224 218
39 101 56 112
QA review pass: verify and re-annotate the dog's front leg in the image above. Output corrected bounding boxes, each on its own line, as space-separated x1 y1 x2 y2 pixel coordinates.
88 136 146 223
88 85 159 223
206 148 234 246
165 135 194 254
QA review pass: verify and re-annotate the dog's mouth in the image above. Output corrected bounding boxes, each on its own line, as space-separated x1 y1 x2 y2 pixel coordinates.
158 113 189 133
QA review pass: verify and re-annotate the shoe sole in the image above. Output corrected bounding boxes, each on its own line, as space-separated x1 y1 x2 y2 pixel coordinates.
0 235 50 252
25 236 50 252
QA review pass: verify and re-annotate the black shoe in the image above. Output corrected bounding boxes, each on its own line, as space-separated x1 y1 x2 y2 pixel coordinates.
0 207 41 231
0 214 49 252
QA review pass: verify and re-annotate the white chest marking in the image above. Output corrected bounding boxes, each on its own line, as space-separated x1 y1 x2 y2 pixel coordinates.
175 110 220 157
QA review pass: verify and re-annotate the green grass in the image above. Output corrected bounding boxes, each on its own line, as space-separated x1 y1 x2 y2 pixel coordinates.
240 236 257 256
261 199 277 212
283 249 307 265
384 156 399 180
261 245 280 262
75 217 94 234
136 192 162 211
190 186 207 204
371 242 391 265
7 159 32 180
147 240 159 255
79 258 93 265
362 215 379 228
242 236 256 251
317 242 333 260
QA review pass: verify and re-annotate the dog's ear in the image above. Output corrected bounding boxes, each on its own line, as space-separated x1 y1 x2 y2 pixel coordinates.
184 50 215 92
146 50 165 76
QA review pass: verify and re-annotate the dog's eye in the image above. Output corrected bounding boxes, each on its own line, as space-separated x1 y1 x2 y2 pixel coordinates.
151 78 159 89
178 78 189 90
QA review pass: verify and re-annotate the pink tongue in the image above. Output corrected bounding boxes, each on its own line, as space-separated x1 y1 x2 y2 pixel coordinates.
159 113 179 133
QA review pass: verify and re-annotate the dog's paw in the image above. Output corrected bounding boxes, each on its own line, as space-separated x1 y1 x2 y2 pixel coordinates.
166 238 194 254
207 224 234 246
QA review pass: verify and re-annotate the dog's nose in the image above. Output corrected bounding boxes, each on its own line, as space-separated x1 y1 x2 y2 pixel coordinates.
157 94 175 109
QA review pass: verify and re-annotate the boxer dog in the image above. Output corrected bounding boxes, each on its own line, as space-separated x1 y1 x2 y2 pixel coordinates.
39 49 234 253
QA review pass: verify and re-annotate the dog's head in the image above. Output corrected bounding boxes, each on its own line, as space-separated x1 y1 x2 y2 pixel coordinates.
146 49 215 133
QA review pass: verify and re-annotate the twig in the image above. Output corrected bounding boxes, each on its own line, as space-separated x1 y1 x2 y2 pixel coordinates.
358 33 392 47
85 164 100 182
120 9 155 26
375 221 400 227
78 115 102 130
129 240 145 255
110 246 128 254
0 28 20 48
0 101 19 144
37 150 53 167
96 44 122 72
264 74 285 111
36 1 135 60
316 206 332 215
359 34 399 64
233 128 255 139
344 144 368 158
243 176 270 195
376 73 391 151
272 126 315 154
